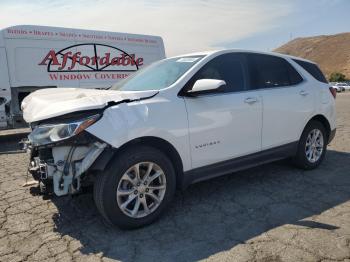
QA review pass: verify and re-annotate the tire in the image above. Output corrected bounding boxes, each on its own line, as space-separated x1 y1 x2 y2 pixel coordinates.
93 145 176 229
293 120 327 170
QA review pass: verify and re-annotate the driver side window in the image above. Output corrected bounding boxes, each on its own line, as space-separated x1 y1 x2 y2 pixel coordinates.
185 53 246 94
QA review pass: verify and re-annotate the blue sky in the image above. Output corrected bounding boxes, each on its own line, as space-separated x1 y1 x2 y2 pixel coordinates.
0 0 349 55
225 0 350 51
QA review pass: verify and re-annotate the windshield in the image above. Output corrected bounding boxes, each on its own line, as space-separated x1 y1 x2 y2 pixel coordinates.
111 56 204 91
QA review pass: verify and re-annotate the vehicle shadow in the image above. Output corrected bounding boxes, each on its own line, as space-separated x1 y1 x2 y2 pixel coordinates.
43 149 350 261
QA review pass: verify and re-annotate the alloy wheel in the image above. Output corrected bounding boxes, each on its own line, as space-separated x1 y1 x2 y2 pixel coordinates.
305 129 324 163
116 162 167 218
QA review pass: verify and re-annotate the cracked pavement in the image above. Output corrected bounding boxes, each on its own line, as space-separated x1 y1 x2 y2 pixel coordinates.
0 94 350 262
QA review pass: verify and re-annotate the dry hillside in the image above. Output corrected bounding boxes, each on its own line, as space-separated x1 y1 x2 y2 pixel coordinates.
275 33 350 79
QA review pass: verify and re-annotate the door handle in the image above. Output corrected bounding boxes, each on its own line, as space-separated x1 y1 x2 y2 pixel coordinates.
244 97 258 104
299 90 309 96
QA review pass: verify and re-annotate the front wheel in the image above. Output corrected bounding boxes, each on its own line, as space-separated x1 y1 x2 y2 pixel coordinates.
293 120 327 170
93 146 176 229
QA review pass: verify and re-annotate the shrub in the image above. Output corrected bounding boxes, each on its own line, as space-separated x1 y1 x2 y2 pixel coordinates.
329 72 347 82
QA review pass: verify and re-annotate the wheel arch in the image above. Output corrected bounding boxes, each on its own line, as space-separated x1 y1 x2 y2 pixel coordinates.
303 114 331 141
91 136 185 189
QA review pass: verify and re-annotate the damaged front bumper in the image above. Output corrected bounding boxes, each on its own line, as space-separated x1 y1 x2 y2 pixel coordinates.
25 139 107 196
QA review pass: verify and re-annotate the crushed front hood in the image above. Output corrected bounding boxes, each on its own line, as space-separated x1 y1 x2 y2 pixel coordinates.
22 88 158 123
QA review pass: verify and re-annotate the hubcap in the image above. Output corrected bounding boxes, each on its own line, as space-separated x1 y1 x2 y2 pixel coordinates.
305 129 324 163
116 162 166 218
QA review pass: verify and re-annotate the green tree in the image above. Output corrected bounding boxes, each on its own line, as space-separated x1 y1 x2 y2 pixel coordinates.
329 72 347 82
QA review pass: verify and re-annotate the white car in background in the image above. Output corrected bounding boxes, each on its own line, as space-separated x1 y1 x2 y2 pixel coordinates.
343 82 350 91
22 50 336 229
331 82 347 92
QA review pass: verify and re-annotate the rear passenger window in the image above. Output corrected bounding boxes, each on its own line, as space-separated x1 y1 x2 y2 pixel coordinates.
186 54 246 94
247 54 303 89
292 59 328 83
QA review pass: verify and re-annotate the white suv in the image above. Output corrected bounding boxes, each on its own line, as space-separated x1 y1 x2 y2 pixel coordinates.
22 50 336 228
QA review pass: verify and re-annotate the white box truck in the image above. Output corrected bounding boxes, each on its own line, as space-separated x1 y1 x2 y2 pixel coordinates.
0 25 166 129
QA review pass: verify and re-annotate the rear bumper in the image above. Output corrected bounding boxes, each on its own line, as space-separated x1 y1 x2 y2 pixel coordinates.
328 128 336 144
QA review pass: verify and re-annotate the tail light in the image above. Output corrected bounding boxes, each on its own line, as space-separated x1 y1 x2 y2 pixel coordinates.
329 87 336 99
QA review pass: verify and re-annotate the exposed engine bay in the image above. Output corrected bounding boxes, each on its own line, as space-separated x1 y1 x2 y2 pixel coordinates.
26 135 106 196
21 88 159 196
23 109 109 196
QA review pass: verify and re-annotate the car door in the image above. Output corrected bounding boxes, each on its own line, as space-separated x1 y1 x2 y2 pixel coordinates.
182 53 263 169
245 53 314 150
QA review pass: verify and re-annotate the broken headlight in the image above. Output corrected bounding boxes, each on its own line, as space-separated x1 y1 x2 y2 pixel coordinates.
28 114 100 146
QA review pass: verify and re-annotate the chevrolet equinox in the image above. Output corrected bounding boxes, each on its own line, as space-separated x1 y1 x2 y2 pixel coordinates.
22 50 336 228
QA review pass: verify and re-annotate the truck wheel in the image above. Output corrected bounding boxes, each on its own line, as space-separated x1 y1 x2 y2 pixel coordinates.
93 146 176 229
294 120 327 170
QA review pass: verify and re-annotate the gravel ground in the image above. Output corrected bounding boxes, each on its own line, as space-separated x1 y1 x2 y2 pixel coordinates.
0 94 349 262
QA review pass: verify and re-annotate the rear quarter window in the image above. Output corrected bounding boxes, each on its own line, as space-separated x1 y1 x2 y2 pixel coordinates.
246 54 303 89
292 59 328 83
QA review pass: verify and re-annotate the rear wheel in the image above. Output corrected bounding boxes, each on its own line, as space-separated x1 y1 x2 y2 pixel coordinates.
93 146 176 229
294 120 327 170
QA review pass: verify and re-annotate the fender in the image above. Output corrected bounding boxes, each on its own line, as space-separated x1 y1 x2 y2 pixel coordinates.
86 94 192 172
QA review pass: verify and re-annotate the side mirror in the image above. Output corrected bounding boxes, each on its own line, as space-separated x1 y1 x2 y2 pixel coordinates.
187 79 226 95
